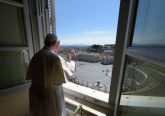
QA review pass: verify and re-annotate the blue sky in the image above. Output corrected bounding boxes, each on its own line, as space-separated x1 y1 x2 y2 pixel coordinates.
55 0 120 45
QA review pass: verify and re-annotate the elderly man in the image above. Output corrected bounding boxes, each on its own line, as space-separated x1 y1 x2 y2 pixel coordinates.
26 34 75 116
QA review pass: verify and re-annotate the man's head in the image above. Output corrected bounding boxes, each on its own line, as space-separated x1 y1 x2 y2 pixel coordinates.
44 33 60 52
44 33 57 46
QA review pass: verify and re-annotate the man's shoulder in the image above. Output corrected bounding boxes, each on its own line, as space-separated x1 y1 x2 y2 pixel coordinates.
31 49 61 62
50 53 60 60
43 50 60 61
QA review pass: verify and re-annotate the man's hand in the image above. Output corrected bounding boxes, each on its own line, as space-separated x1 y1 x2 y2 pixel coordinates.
68 49 76 61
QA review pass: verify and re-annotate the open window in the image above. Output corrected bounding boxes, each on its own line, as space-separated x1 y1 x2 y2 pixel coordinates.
54 0 120 113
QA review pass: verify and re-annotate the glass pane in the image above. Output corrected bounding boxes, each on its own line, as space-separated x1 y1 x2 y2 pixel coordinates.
0 3 27 46
120 56 165 116
132 0 165 47
122 56 165 96
0 51 29 89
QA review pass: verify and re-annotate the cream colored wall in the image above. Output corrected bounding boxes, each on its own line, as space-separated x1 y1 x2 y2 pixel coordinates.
0 88 29 116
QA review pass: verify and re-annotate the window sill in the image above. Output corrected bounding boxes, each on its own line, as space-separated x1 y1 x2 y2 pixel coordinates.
63 82 109 102
63 82 113 114
0 82 30 96
120 95 165 108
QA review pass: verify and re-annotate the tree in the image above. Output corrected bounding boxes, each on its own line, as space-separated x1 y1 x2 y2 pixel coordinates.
90 44 103 53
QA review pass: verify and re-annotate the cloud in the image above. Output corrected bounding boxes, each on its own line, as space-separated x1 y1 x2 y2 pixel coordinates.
59 30 117 45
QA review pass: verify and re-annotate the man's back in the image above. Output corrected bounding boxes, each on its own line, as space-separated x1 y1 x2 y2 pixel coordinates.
26 47 66 116
26 47 65 87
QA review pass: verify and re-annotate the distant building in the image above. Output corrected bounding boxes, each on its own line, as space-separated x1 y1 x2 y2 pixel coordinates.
103 50 114 56
103 44 113 50
76 53 101 62
101 55 114 65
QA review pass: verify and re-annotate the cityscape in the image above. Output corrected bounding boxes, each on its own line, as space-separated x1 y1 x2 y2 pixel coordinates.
59 44 115 93
60 44 165 96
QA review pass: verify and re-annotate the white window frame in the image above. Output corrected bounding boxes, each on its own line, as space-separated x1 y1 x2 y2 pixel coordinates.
0 0 34 93
0 0 34 58
111 0 165 115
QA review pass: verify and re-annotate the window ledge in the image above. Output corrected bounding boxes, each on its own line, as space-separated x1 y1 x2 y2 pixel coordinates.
0 82 30 96
120 95 165 108
63 82 113 115
63 82 109 103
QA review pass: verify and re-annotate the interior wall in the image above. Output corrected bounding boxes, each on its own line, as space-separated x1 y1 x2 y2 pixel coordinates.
0 88 29 116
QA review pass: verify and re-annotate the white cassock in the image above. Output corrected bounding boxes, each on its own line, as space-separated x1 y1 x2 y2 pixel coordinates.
57 55 76 82
51 49 76 81
26 47 75 116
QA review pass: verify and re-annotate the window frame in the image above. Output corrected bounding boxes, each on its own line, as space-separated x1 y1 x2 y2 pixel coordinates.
0 0 34 91
0 0 34 58
106 0 138 115
111 0 165 115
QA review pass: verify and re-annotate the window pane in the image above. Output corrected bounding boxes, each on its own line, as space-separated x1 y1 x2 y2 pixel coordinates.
122 56 165 96
120 56 165 116
0 3 27 46
132 0 165 47
0 51 29 89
